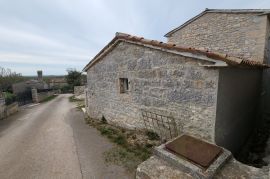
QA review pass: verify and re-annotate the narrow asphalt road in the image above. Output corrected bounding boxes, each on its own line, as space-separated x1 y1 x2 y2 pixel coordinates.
0 94 133 179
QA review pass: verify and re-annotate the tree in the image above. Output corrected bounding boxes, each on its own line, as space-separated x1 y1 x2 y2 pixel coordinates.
0 67 25 92
65 68 82 89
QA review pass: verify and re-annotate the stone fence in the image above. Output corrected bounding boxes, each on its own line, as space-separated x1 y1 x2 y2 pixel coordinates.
32 88 57 103
74 86 85 96
0 99 19 120
0 97 5 119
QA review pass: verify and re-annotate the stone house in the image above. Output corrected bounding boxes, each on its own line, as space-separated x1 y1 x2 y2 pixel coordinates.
84 28 268 157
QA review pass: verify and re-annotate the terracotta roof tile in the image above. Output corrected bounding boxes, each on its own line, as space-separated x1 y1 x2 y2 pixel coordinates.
83 32 269 71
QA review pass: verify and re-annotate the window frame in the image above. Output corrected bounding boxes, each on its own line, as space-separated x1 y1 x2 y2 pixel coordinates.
119 78 129 94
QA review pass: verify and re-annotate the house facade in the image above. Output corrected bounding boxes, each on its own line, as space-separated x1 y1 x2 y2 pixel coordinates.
84 30 267 155
164 9 270 154
165 9 270 63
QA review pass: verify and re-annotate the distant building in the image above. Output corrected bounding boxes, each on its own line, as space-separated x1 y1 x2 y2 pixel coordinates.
48 77 68 89
12 70 48 95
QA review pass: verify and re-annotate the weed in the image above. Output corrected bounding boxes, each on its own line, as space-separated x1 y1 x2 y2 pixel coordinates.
104 147 142 172
69 95 84 102
101 115 107 124
146 130 160 140
100 126 116 136
113 135 127 146
84 116 161 172
40 95 58 103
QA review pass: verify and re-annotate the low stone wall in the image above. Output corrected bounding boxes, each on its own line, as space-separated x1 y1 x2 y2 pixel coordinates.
5 102 19 117
32 88 56 103
0 100 5 120
0 101 19 119
37 91 55 102
74 86 85 96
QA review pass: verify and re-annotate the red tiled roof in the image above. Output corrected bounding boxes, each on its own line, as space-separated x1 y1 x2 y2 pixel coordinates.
83 32 269 71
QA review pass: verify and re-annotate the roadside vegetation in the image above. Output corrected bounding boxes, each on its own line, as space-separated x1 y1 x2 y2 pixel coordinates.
3 92 17 105
64 68 86 93
0 67 25 92
40 95 58 103
69 95 85 110
85 117 161 172
68 94 158 172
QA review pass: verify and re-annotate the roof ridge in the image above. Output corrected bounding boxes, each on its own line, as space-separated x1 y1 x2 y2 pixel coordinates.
206 8 270 12
164 9 270 37
83 32 269 71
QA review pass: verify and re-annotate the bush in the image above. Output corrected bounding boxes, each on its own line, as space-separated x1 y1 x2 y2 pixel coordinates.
145 131 160 140
4 92 16 105
60 85 73 93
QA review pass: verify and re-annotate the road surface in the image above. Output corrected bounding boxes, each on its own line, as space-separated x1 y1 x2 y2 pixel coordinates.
0 94 133 179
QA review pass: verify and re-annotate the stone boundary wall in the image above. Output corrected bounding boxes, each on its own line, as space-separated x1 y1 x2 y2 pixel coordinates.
0 101 19 120
5 102 19 117
74 86 85 96
37 91 55 102
0 98 5 120
32 88 56 103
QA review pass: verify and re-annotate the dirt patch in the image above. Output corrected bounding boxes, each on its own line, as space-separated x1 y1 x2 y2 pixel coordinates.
85 117 161 172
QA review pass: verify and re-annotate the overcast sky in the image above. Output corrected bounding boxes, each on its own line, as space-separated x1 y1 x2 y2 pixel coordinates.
0 0 270 76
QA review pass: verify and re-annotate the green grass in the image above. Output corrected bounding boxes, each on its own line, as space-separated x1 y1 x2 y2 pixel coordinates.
40 95 58 103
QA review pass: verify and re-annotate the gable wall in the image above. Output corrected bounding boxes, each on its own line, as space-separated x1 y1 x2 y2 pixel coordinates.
86 42 219 140
168 13 268 63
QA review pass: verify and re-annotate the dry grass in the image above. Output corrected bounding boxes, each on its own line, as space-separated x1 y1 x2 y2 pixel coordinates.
85 117 161 171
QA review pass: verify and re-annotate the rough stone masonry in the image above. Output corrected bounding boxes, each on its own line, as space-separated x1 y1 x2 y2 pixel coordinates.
86 41 220 141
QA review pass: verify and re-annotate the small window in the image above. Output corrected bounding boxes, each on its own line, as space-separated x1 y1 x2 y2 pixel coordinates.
119 78 129 93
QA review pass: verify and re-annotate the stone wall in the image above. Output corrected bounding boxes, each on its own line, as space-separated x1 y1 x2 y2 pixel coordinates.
32 88 56 103
167 13 268 63
37 91 55 102
215 68 262 155
5 102 19 117
74 86 85 96
0 101 19 120
86 42 219 140
0 97 5 120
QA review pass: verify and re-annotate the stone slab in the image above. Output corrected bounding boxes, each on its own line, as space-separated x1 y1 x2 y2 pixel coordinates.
154 134 232 179
165 134 222 168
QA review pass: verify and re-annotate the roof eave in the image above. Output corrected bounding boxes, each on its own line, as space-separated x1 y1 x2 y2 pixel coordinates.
83 32 269 72
164 9 270 37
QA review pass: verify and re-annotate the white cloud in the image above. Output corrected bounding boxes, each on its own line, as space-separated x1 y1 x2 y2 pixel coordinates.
0 0 269 75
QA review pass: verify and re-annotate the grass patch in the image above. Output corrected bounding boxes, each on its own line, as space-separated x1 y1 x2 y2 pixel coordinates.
84 117 161 172
69 95 83 102
40 95 58 103
145 131 160 140
69 95 85 110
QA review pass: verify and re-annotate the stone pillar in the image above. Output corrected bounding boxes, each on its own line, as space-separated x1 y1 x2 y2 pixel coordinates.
0 95 5 120
31 88 39 103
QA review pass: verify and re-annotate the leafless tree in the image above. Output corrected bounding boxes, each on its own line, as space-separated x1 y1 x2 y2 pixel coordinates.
0 67 25 92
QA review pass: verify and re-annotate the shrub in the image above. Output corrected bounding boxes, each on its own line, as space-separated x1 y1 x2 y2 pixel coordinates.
4 92 16 105
146 130 160 140
60 85 73 93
